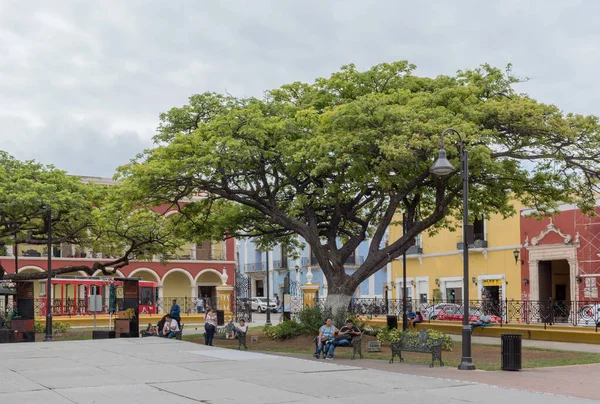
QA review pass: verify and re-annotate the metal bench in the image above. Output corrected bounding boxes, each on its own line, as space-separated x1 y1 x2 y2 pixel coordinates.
214 321 234 339
313 333 364 359
389 329 444 367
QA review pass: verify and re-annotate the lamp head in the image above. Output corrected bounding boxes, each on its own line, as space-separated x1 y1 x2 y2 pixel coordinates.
430 149 455 176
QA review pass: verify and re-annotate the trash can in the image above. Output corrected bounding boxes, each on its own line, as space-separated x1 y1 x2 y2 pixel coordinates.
216 310 225 326
386 315 398 330
501 333 522 371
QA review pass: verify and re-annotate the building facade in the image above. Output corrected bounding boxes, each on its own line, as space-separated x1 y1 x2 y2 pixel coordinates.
389 204 523 306
520 201 600 303
236 237 389 300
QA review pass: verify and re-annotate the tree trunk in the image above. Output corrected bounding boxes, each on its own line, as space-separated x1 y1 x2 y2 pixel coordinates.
324 293 352 314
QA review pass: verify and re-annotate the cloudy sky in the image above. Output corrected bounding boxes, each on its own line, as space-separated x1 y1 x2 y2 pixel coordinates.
1 1 599 177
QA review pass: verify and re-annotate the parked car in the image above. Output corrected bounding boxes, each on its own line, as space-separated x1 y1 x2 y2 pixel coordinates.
422 303 461 320
250 297 278 313
436 306 502 323
578 304 600 327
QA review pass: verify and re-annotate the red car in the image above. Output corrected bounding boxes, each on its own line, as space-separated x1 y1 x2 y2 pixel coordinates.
436 307 501 323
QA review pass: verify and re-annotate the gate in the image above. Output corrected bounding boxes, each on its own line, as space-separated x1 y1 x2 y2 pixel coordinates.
283 272 303 315
234 271 252 322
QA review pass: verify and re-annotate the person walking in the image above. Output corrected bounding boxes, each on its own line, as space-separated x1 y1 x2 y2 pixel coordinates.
204 308 217 346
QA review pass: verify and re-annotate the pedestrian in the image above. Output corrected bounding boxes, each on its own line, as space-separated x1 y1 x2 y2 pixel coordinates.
204 307 217 346
170 299 181 327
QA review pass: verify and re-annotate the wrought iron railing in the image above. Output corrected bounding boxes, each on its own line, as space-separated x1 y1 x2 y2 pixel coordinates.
312 297 600 330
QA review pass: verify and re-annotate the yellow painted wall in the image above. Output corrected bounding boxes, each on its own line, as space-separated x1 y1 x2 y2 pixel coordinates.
163 271 192 298
390 201 523 302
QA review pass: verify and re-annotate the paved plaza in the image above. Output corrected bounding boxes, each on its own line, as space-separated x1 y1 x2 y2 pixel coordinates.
0 338 597 403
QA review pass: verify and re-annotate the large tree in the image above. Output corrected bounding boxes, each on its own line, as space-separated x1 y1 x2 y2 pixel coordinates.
118 61 600 311
0 151 181 281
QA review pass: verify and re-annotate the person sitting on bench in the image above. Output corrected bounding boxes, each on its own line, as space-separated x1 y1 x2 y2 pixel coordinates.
325 319 361 360
408 311 424 328
313 318 337 359
471 312 492 330
163 314 180 339
233 319 248 350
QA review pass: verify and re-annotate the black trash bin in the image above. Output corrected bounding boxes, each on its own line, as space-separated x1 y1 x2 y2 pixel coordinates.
386 315 398 330
216 310 225 326
501 333 522 371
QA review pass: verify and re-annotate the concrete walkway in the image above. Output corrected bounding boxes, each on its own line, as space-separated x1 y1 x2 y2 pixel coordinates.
1 338 597 403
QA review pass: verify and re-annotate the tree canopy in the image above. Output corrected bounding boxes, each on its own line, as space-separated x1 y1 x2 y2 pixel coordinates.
0 151 181 281
118 61 600 307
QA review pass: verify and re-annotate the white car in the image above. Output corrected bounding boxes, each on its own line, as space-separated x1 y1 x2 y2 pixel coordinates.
251 297 278 313
422 303 461 320
578 304 600 327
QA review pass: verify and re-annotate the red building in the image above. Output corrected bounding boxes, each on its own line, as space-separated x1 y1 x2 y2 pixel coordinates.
0 237 235 305
520 202 600 303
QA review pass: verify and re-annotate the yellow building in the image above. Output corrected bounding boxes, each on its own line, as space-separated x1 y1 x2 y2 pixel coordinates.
389 202 522 306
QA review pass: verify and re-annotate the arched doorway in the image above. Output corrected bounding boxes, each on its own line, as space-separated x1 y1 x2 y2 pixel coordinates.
195 269 222 311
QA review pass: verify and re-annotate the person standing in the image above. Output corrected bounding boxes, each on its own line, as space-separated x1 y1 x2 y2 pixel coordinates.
204 308 217 346
170 299 181 327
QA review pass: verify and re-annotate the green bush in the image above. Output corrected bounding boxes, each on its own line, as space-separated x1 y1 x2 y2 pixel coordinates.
295 305 325 333
34 321 45 333
376 328 454 351
33 321 71 334
263 320 305 340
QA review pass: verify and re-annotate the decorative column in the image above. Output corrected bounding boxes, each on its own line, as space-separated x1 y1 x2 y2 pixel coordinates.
528 260 539 301
301 268 319 307
157 285 164 314
216 268 234 319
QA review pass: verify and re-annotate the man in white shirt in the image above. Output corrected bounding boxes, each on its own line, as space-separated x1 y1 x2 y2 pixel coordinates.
164 314 180 339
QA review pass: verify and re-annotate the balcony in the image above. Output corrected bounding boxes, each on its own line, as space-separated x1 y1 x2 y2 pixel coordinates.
272 260 289 270
457 233 488 250
244 262 266 272
406 246 423 255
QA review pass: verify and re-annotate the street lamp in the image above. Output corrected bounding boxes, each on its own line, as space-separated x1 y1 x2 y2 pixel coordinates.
430 128 475 371
265 250 272 326
44 206 53 342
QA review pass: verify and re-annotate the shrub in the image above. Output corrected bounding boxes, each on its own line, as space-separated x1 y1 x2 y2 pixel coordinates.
376 328 454 351
34 321 71 334
263 320 305 340
34 321 45 333
295 305 325 333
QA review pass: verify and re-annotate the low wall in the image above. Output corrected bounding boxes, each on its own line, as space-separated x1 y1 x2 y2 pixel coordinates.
365 318 600 345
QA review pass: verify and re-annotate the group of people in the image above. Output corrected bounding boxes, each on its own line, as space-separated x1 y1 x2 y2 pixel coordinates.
313 318 361 360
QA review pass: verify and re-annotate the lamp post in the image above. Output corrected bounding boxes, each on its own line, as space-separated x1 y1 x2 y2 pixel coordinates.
402 216 408 331
44 207 53 342
265 250 272 326
430 128 475 370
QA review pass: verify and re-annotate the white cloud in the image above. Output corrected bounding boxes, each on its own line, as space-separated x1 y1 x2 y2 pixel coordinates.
1 0 600 177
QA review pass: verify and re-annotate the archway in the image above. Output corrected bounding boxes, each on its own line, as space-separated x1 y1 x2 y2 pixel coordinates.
16 266 45 298
195 269 222 310
128 267 161 283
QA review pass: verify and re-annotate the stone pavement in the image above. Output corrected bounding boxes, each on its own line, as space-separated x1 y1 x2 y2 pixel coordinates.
1 339 597 403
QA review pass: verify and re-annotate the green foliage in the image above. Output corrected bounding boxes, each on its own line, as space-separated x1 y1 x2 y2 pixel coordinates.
376 328 454 351
118 60 600 300
295 305 325 333
33 321 71 334
0 150 183 281
263 320 305 340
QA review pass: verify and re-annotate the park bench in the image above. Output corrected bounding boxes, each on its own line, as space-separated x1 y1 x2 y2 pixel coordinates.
313 333 364 359
214 321 248 349
389 329 444 367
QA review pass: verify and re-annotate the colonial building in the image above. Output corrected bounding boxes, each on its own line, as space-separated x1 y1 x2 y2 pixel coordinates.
520 201 600 303
389 203 523 305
